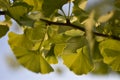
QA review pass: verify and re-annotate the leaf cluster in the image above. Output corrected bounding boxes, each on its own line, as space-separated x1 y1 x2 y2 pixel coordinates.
0 0 120 75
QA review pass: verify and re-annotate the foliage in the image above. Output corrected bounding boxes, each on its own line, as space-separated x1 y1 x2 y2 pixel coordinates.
0 0 120 75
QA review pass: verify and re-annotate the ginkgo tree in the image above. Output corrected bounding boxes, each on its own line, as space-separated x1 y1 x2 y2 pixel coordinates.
0 0 120 75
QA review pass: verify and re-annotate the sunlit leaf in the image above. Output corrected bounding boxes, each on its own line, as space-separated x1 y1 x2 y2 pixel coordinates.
54 43 66 56
62 46 93 75
99 39 120 71
23 0 43 11
8 29 54 73
65 29 84 37
25 21 47 41
51 34 70 56
0 25 9 38
45 44 58 64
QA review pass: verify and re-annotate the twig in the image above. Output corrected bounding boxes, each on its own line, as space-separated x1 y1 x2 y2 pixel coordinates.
40 18 120 41
0 11 6 15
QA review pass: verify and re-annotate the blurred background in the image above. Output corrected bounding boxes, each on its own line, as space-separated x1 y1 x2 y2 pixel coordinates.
0 0 120 80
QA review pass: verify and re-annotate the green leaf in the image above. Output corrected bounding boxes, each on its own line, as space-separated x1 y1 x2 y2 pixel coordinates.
18 16 35 27
73 6 88 22
0 25 9 38
99 39 120 71
63 36 87 54
54 43 66 56
0 0 10 9
42 0 68 17
92 41 103 62
23 0 43 11
7 2 34 26
25 21 47 41
45 44 58 64
92 61 109 75
8 30 54 73
65 29 84 37
62 46 93 75
51 34 70 56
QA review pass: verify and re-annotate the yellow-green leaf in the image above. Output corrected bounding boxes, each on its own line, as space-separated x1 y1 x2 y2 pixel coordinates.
99 39 120 71
23 0 43 11
62 46 94 75
7 2 34 26
0 0 10 9
8 31 54 73
45 44 58 64
25 21 47 41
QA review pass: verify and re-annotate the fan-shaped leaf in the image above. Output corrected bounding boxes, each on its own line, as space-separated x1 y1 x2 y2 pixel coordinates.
8 26 54 73
7 2 34 26
45 44 58 64
23 0 43 11
62 46 93 75
42 0 68 17
0 0 10 9
99 39 120 71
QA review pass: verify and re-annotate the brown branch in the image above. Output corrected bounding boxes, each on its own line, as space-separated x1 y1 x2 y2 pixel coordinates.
40 18 120 41
0 11 6 15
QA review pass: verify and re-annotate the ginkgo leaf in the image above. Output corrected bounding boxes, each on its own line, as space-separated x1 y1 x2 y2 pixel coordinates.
99 39 120 71
23 0 43 11
92 61 109 74
7 2 34 26
8 31 54 73
54 44 66 56
73 0 88 22
42 0 68 17
8 2 32 20
25 21 47 41
62 46 93 75
92 41 103 62
0 25 9 38
63 36 87 54
45 44 58 64
0 0 10 9
65 29 84 37
73 6 88 22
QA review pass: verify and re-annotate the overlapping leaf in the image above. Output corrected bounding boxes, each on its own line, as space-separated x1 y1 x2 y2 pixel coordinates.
8 22 54 73
99 39 120 71
45 44 58 64
63 36 87 54
73 6 88 22
92 61 109 74
92 41 103 62
0 0 10 9
25 21 47 41
62 46 93 75
23 0 43 11
42 0 68 17
7 2 34 26
0 25 9 38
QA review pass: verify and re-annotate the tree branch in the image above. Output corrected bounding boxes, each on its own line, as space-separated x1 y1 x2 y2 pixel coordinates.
0 11 6 15
40 18 120 41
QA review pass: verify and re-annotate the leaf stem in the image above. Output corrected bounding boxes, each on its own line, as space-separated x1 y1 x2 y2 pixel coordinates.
68 1 71 19
40 18 120 41
60 8 67 19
